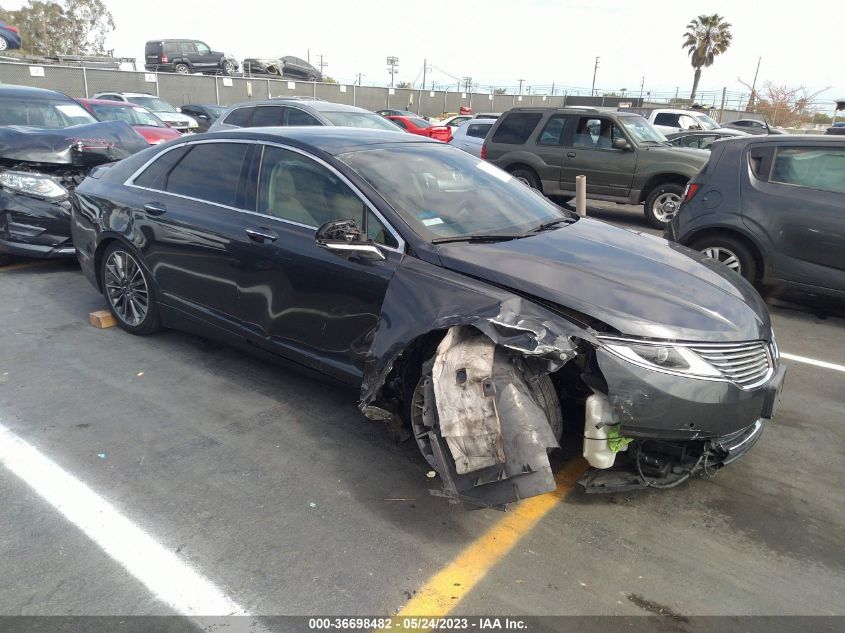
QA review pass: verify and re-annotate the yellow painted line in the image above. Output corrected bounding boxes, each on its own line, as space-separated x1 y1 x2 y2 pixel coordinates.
397 458 588 617
0 260 55 272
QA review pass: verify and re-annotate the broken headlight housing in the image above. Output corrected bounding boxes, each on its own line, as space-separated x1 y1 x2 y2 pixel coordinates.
599 337 722 380
0 171 68 200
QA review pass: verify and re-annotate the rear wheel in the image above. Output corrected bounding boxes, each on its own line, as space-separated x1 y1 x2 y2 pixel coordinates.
508 166 541 190
0 36 8 51
174 63 189 74
100 242 161 335
644 183 684 228
222 60 235 76
689 234 758 285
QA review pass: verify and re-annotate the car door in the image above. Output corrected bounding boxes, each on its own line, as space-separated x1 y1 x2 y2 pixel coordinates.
560 115 637 197
743 144 845 291
193 41 217 70
528 114 570 187
232 143 404 383
128 140 258 329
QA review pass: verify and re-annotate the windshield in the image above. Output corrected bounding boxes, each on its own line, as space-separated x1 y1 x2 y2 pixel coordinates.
90 104 165 127
695 113 720 130
0 99 96 128
619 115 667 143
339 144 568 240
321 111 400 131
409 117 432 128
126 96 178 113
204 105 227 118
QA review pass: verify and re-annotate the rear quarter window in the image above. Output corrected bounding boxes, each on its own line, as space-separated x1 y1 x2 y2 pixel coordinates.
223 107 254 127
466 123 492 139
491 113 543 144
769 146 845 194
133 146 191 190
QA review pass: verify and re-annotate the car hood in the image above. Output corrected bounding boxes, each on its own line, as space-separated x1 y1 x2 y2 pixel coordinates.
154 111 196 125
134 125 182 145
436 217 771 342
0 121 150 165
642 144 710 164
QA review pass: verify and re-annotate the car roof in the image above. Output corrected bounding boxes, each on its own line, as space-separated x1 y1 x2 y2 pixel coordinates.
79 98 147 108
224 99 373 114
94 92 156 98
0 84 72 100
199 126 439 155
504 107 599 113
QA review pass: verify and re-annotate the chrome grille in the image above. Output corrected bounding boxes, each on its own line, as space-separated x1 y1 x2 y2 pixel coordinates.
688 341 772 389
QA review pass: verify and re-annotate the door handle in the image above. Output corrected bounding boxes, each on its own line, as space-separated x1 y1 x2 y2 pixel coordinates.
143 202 167 216
566 152 576 158
245 227 278 243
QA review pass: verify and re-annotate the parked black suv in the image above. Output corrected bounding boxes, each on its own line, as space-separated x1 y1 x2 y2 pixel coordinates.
144 39 238 75
666 135 845 299
483 108 708 228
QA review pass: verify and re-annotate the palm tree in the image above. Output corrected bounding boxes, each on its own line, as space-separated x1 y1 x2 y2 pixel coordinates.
682 14 733 104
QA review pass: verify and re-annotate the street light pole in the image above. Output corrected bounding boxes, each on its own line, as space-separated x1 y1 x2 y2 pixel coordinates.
591 57 600 96
386 56 399 88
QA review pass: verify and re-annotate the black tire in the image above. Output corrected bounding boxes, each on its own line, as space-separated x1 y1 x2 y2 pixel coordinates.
508 166 541 190
99 242 161 335
643 182 685 229
267 66 281 76
0 36 9 51
689 234 758 285
174 63 190 75
549 195 573 206
222 61 235 76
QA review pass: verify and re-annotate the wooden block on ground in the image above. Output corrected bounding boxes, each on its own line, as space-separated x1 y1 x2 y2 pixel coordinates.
89 310 116 329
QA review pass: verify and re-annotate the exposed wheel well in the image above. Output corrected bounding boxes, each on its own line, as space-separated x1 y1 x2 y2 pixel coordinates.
639 174 689 203
685 228 765 282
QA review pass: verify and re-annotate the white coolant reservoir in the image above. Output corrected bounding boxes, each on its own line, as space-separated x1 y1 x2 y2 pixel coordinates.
583 393 623 469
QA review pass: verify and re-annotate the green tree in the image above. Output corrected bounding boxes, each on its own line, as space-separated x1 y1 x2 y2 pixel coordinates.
0 0 114 57
494 87 507 95
682 14 732 104
396 80 413 89
322 75 338 84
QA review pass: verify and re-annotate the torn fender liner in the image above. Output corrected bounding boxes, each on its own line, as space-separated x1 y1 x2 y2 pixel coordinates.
432 327 504 474
0 121 149 165
421 332 560 507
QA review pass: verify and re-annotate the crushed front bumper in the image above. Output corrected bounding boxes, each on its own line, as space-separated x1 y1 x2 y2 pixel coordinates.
0 196 75 259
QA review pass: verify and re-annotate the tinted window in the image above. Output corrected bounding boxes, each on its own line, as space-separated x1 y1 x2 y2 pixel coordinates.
133 145 191 189
162 42 180 56
320 111 399 130
537 115 568 145
285 108 320 126
166 143 250 207
466 123 492 139
196 42 210 54
251 106 285 126
224 107 254 127
654 113 680 126
408 118 432 129
391 118 408 130
770 147 845 194
180 42 198 54
257 146 397 246
491 112 542 144
0 98 96 128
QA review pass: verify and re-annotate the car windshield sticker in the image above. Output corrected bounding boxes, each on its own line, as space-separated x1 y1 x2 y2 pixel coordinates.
421 217 445 227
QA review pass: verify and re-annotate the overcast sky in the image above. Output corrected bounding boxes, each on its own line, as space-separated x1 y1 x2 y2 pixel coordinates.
6 0 841 106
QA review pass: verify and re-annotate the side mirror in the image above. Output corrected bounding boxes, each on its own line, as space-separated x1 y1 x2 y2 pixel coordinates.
612 138 631 151
198 113 209 120
316 219 385 261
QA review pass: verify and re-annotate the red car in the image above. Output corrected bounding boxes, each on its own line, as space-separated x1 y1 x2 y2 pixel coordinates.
387 115 452 142
77 98 182 145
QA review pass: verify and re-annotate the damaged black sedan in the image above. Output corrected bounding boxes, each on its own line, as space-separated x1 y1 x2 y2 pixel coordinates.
0 85 149 259
70 127 785 507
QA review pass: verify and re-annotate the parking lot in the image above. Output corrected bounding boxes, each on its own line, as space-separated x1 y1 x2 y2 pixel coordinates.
1 203 843 627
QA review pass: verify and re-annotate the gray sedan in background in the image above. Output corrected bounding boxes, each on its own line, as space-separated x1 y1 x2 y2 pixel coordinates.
448 119 495 157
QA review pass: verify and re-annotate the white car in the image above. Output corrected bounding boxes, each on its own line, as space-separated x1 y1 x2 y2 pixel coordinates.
439 112 501 131
448 119 495 157
630 108 748 137
91 92 198 133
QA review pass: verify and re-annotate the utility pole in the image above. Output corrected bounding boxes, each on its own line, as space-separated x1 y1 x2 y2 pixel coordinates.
638 76 645 102
386 56 399 87
591 57 600 96
674 86 679 106
518 78 525 95
356 73 363 86
421 58 427 91
748 56 762 110
462 76 472 92
317 54 327 76
551 82 555 96
718 86 727 122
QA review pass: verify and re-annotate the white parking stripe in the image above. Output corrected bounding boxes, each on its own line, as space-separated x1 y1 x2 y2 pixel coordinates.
0 421 250 618
781 353 845 373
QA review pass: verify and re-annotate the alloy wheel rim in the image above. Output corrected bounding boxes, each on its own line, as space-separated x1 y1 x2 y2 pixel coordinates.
104 250 149 326
0 38 7 51
177 65 188 74
701 246 742 273
653 192 681 222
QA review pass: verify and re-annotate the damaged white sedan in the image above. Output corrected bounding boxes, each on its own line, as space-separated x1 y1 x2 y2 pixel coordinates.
71 127 786 508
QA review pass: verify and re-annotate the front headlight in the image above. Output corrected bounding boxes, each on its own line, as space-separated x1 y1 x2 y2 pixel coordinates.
0 171 68 200
600 338 722 379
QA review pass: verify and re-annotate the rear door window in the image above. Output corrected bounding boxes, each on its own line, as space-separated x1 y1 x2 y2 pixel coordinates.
223 107 254 127
165 142 250 207
133 146 191 189
466 123 492 139
537 115 569 145
163 42 180 56
769 147 845 194
491 112 542 144
285 108 320 126
251 106 285 127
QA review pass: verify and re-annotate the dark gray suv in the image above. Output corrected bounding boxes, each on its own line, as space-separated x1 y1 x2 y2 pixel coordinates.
666 135 845 299
208 99 401 132
483 108 709 228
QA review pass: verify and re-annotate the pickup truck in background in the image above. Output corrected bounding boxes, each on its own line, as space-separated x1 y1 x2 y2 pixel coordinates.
624 107 748 137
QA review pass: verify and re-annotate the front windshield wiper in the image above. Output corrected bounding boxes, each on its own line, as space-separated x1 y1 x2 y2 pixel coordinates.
431 233 527 244
531 216 578 232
